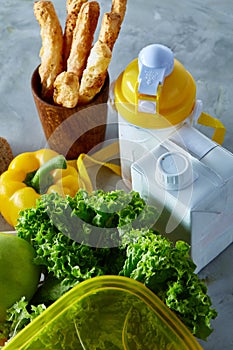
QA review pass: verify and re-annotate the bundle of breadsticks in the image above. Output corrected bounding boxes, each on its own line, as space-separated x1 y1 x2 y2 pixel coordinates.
34 0 127 108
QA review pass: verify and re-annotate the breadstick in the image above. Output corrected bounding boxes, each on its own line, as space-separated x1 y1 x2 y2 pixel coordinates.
98 12 121 51
79 40 112 104
34 1 63 100
111 0 127 24
53 71 79 108
63 0 88 64
67 1 100 80
66 0 87 17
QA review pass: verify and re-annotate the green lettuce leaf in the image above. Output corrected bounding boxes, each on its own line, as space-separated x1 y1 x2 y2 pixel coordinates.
120 229 217 340
9 190 217 342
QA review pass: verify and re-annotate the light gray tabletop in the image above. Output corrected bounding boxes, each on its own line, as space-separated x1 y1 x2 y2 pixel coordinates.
0 1 233 349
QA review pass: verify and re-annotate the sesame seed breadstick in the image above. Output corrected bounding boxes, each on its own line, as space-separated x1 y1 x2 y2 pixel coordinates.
111 0 127 24
79 40 112 104
53 71 80 108
63 0 88 64
67 1 100 80
34 1 63 101
98 12 121 51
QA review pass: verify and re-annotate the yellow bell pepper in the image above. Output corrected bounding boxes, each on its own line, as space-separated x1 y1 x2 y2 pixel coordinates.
0 149 79 227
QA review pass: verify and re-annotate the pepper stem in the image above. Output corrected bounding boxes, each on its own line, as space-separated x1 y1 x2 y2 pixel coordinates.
24 155 67 194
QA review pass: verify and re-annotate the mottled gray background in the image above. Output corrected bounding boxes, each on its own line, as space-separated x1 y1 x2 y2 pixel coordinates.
0 1 233 349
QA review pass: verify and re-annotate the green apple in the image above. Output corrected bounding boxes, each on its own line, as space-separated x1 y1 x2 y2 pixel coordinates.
0 232 41 322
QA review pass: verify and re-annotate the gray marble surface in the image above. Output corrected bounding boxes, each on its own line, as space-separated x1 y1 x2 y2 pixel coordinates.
0 1 233 349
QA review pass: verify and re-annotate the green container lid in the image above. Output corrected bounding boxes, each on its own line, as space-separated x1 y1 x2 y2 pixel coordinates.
4 276 203 349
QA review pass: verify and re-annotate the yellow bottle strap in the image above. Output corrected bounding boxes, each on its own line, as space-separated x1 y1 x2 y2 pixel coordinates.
68 142 121 193
197 112 226 145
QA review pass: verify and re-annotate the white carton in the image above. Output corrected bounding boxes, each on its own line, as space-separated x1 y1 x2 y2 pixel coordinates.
131 126 233 272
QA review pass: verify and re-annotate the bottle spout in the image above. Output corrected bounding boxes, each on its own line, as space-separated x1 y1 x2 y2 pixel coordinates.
137 44 174 113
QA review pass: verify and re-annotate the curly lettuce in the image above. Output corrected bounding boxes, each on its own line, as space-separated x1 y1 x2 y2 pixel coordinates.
2 189 217 342
120 229 217 340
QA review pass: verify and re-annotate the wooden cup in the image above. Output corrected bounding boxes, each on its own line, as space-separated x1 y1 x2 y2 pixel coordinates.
31 66 109 159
